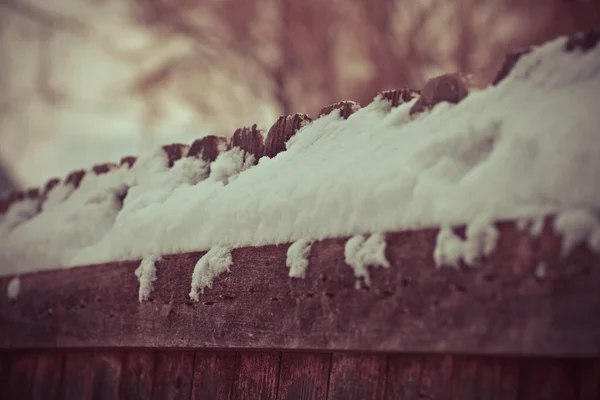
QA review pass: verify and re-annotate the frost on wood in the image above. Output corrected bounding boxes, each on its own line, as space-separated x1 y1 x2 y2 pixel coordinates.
190 246 233 301
553 209 600 256
344 233 390 287
286 239 313 279
6 276 20 300
434 217 499 268
135 255 159 302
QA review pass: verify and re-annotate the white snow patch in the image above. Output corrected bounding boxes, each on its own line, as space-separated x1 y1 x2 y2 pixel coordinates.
344 233 390 287
516 215 546 237
6 276 20 300
189 246 233 301
0 199 40 236
286 239 313 279
135 255 159 302
209 148 256 185
553 209 600 255
434 216 499 268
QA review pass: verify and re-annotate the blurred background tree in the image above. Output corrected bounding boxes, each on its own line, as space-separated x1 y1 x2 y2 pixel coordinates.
0 0 598 187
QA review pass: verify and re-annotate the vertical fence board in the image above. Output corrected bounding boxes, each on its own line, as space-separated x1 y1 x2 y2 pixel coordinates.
230 352 280 400
92 351 123 400
31 352 63 400
0 352 11 397
328 353 386 400
119 350 156 400
519 358 578 400
151 351 194 400
385 355 423 400
191 351 237 400
62 352 94 400
5 352 37 400
578 359 600 400
277 352 331 400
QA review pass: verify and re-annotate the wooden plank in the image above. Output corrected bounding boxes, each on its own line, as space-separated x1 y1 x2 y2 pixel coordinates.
61 350 122 400
277 352 331 400
230 352 280 400
151 351 194 400
1 218 599 356
578 359 600 400
0 352 10 397
191 351 236 400
519 358 578 400
328 353 386 400
385 355 423 400
31 351 64 400
5 351 37 399
119 350 156 400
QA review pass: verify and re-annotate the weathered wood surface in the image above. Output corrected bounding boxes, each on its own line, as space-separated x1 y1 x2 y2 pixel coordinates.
328 353 387 400
277 352 331 400
1 350 600 400
1 218 599 355
191 351 236 400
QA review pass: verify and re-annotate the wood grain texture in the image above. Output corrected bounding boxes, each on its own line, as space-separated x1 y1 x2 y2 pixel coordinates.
277 352 331 400
0 352 10 396
31 351 64 400
5 352 37 399
119 350 156 400
1 218 599 356
230 352 280 400
518 358 579 400
61 351 123 400
328 353 386 400
191 351 236 400
577 359 600 400
151 351 194 400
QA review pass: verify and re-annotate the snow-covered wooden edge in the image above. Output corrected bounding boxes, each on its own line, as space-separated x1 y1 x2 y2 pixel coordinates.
1 216 598 356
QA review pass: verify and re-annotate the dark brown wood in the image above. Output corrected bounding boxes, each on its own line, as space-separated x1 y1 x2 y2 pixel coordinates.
92 163 118 175
0 352 9 396
31 351 64 400
519 358 579 400
565 29 600 52
328 353 386 400
1 218 599 355
378 88 420 107
264 113 312 158
119 350 156 400
162 144 190 167
151 351 194 400
191 351 236 400
230 125 264 163
5 352 37 399
385 355 423 400
577 359 600 400
188 135 228 162
64 169 86 188
277 352 331 400
230 352 280 400
120 156 137 168
491 48 533 85
61 350 122 400
410 73 471 115
318 101 360 119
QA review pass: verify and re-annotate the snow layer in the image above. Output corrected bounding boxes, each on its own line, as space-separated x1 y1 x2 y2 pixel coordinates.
189 246 232 301
135 255 159 302
344 233 390 287
286 239 313 279
1 35 600 276
554 209 600 255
